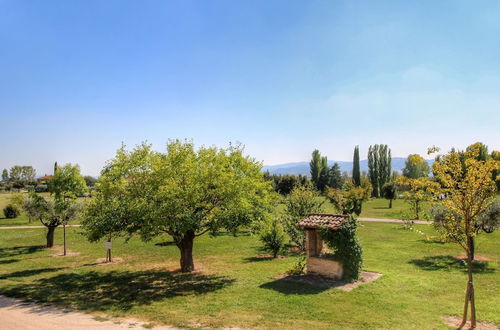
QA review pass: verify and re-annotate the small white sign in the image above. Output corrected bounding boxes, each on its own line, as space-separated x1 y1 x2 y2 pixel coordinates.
103 241 112 249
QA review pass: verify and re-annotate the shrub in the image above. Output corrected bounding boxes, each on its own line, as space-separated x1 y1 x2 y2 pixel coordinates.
320 216 363 282
3 204 19 219
259 216 289 258
287 256 306 275
35 184 48 192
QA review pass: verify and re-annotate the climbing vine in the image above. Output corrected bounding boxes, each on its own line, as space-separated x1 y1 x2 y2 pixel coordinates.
320 216 363 282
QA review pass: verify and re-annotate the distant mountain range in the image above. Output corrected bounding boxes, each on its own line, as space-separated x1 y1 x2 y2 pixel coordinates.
263 158 434 176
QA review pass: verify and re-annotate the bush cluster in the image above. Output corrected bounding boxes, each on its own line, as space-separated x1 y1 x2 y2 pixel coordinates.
3 204 20 219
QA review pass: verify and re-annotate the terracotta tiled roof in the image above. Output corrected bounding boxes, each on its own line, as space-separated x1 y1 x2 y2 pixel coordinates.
297 213 349 230
37 175 53 181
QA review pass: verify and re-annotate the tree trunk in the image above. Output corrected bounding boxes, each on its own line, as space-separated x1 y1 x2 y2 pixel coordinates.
460 236 476 328
177 230 195 272
470 236 475 261
63 224 67 256
46 227 56 248
389 199 393 208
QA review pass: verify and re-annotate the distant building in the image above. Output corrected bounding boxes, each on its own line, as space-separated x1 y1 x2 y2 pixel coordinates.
37 175 53 184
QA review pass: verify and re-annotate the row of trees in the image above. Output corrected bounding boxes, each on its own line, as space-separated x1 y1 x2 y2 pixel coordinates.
309 149 344 191
1 166 36 189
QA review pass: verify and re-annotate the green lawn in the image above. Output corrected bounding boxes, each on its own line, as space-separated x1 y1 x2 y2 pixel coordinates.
359 198 431 220
0 223 497 329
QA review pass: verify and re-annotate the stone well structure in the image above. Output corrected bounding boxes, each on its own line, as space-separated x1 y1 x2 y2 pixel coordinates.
297 214 349 280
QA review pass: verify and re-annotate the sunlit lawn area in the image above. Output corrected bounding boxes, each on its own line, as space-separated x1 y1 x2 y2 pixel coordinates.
0 222 497 329
359 198 431 220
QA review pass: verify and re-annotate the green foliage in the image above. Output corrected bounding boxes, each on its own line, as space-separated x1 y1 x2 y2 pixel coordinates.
367 144 392 197
83 176 98 188
326 179 372 216
402 154 430 179
381 181 397 208
1 169 8 182
319 216 363 282
287 256 306 275
309 149 322 188
48 164 87 200
3 204 19 219
264 173 310 195
328 163 343 189
28 194 82 227
35 184 48 192
353 146 361 186
258 216 288 258
8 166 36 188
478 199 499 233
283 186 324 249
82 140 274 271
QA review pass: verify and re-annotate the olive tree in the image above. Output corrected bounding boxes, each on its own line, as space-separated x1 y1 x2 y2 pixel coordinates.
82 140 273 272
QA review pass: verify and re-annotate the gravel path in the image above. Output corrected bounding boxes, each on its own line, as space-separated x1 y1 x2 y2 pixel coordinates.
0 296 174 330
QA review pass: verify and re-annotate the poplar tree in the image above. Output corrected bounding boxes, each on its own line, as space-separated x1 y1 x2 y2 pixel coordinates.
309 149 322 189
368 144 392 197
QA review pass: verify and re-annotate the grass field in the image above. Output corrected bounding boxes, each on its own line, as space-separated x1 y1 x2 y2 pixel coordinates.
0 223 497 329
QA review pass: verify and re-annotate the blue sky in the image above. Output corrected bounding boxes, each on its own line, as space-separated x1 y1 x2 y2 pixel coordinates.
1 0 499 176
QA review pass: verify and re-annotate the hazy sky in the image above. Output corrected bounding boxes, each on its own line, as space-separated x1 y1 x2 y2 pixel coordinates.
1 0 499 176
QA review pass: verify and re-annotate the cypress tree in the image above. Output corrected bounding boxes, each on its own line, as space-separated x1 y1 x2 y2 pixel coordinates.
353 146 361 187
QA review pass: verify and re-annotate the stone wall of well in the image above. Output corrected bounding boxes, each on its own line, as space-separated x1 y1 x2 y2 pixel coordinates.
307 257 343 280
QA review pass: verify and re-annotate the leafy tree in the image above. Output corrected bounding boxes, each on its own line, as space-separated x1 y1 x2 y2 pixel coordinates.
265 173 310 195
283 186 324 250
317 156 329 192
402 154 430 178
82 140 273 272
259 216 288 258
47 163 87 255
328 163 343 189
491 150 500 191
310 149 322 187
367 144 392 197
326 179 371 216
352 146 361 186
9 166 36 188
396 176 438 219
2 169 8 182
381 181 397 208
429 147 499 328
83 175 98 188
29 194 82 247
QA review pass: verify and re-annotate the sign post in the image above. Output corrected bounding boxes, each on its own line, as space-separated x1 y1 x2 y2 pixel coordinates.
103 240 112 262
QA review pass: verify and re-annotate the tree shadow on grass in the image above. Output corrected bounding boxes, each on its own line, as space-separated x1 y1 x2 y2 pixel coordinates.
409 255 495 274
0 245 44 258
0 259 19 265
0 269 235 312
260 277 329 295
0 267 66 280
154 241 176 247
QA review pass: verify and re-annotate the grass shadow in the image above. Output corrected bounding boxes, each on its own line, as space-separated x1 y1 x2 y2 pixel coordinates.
0 267 66 280
0 269 235 311
0 245 44 258
260 277 330 295
409 255 495 274
418 239 447 245
154 241 176 247
0 259 19 265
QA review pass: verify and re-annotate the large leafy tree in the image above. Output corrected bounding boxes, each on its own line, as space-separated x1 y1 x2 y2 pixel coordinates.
352 146 361 186
402 154 430 178
9 165 36 188
82 140 273 272
429 147 499 328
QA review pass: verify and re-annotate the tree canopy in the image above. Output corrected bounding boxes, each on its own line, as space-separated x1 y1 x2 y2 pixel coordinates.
82 140 274 272
402 154 430 179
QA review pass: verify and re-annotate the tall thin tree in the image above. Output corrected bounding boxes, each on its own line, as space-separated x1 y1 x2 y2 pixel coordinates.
309 149 322 190
352 146 361 187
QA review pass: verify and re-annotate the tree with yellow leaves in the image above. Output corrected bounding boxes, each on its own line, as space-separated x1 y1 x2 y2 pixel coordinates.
429 146 499 328
396 176 439 220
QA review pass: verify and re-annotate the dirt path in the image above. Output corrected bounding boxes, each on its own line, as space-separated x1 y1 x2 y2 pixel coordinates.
358 217 431 225
0 296 174 330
